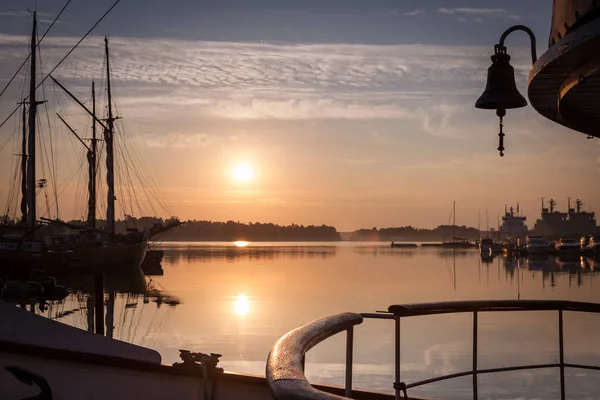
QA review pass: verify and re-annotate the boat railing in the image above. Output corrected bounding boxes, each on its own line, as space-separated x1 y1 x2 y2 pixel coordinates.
266 312 363 400
265 300 600 400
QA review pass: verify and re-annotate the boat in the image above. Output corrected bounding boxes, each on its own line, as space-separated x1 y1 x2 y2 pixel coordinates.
555 237 581 255
390 242 417 248
0 15 179 277
587 236 600 254
580 235 593 253
477 211 494 255
534 198 597 239
1 298 400 400
525 235 549 255
442 201 475 248
501 238 517 255
498 204 529 240
5 2 600 399
420 242 444 247
6 297 600 400
489 241 503 254
478 237 494 254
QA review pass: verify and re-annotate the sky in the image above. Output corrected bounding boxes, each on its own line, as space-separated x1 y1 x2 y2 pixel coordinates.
0 0 598 231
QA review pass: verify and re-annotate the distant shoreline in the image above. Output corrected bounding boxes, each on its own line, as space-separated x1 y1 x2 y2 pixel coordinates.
157 239 447 243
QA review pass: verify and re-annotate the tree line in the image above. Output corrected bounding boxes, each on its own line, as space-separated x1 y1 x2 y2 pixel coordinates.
350 225 481 241
1 215 484 241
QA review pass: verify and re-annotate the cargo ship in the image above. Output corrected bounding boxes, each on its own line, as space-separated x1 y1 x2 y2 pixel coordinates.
533 198 598 239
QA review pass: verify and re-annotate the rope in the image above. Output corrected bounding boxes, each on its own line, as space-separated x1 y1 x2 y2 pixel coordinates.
0 0 122 130
0 0 73 101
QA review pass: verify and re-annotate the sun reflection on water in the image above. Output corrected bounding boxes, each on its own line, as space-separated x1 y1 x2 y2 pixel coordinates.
233 241 250 247
234 294 250 316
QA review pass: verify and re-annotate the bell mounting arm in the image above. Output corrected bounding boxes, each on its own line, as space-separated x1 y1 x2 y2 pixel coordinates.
498 25 538 65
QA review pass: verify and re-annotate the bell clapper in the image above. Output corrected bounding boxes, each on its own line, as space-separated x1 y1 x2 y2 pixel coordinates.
496 108 506 157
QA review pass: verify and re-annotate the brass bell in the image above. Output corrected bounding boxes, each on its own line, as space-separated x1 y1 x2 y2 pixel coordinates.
475 45 527 112
475 45 527 157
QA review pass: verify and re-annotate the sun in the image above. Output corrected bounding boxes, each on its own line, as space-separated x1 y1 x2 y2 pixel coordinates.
232 163 254 182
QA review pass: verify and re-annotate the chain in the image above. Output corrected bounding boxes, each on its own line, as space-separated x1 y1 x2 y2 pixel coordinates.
498 116 505 157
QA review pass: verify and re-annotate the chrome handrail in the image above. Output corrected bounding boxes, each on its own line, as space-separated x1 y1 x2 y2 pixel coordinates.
266 312 363 400
265 300 600 400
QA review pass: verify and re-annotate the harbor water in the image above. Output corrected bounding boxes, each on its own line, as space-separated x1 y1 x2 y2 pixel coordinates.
40 241 600 400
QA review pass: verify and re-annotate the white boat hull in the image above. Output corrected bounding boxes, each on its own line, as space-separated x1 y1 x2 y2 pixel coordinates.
1 349 275 400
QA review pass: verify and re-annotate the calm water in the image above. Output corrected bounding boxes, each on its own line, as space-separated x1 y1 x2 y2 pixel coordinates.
42 242 600 400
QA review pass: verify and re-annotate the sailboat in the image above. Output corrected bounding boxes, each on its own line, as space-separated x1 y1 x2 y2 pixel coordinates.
442 201 475 248
0 13 179 277
478 210 494 254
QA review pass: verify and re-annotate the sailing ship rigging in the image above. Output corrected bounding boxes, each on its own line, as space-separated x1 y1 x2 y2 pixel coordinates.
0 12 179 277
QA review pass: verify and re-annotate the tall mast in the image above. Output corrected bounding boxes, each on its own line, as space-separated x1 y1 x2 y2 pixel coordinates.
104 37 116 235
453 201 456 240
497 212 500 241
26 12 38 228
88 81 97 228
20 104 28 224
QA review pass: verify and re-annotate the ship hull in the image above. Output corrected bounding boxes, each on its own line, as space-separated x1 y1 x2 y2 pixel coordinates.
442 242 475 248
526 245 549 255
1 240 147 276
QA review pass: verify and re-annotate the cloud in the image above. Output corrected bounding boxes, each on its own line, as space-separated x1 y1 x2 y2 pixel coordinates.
0 11 52 18
0 34 500 124
0 10 57 24
438 7 520 20
144 132 210 149
419 103 469 138
404 9 427 16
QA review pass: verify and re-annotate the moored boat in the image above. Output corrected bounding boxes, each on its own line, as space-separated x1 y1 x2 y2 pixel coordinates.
390 242 418 248
526 235 549 255
587 236 600 253
442 201 476 248
556 237 581 255
499 204 528 240
478 237 494 254
0 14 179 277
490 241 503 253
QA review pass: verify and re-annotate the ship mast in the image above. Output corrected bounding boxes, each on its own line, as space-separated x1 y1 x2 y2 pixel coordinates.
26 12 39 228
497 213 500 241
486 209 489 236
20 103 28 224
576 199 582 214
104 37 116 235
88 81 97 228
453 201 456 240
51 76 107 230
